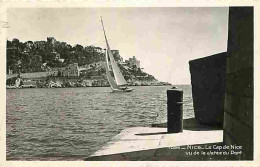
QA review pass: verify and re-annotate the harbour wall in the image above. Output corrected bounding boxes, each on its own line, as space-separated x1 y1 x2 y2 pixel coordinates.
189 52 226 126
223 7 254 160
189 7 254 160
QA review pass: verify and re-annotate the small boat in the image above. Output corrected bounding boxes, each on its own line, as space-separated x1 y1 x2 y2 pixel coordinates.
101 17 133 93
49 81 62 88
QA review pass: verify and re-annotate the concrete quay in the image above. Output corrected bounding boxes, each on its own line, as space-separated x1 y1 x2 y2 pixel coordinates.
85 118 236 161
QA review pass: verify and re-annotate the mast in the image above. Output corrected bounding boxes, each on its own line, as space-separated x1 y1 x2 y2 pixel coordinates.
101 17 110 50
100 17 127 86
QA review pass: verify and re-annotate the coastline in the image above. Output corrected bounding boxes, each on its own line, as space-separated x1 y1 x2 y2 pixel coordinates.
6 81 172 89
6 74 171 89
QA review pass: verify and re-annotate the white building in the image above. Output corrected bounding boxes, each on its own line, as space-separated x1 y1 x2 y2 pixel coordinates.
128 56 141 69
63 63 79 77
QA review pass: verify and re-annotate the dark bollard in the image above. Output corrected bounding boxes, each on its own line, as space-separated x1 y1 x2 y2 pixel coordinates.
167 88 183 133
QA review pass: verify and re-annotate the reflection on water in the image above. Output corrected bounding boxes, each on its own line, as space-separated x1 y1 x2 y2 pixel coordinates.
6 85 194 160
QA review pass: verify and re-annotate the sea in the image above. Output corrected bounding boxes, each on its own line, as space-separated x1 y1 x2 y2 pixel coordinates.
6 85 194 160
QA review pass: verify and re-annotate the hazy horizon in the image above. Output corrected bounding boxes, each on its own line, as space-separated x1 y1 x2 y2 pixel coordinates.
7 7 229 84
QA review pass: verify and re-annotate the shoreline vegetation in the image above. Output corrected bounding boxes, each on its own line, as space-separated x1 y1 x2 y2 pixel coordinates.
6 37 171 89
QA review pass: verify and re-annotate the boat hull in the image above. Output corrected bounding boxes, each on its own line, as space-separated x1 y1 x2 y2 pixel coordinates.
112 88 133 93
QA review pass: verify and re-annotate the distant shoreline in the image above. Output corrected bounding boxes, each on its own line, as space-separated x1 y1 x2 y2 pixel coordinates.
6 72 172 89
6 84 172 89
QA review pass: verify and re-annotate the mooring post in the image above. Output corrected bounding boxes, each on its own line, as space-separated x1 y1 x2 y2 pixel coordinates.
167 87 183 133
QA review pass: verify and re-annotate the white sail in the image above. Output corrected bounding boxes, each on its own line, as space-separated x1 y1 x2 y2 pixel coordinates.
106 47 127 86
101 18 128 86
104 50 119 90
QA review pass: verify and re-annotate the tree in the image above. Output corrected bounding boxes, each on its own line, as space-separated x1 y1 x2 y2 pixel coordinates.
12 38 20 49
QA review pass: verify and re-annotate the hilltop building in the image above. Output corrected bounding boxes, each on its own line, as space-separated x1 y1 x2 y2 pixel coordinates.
128 56 141 69
47 37 56 45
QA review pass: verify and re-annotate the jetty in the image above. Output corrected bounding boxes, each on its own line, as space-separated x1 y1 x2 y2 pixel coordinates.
86 118 225 161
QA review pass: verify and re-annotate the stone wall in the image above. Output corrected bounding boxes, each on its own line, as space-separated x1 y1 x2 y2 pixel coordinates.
189 52 227 126
223 7 254 160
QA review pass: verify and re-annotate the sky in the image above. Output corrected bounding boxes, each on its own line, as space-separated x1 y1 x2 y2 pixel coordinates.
7 7 229 84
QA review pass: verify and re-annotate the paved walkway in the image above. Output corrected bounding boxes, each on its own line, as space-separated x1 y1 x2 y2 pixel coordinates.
85 119 234 161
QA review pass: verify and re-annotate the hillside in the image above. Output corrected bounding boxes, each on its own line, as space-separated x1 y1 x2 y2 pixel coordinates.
6 37 170 87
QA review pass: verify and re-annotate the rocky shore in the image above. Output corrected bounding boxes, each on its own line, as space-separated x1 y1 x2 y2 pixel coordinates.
6 75 171 89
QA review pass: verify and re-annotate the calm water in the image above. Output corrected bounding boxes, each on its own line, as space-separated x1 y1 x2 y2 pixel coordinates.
6 85 194 160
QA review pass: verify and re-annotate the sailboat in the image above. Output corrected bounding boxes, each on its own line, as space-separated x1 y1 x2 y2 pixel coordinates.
101 17 133 92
